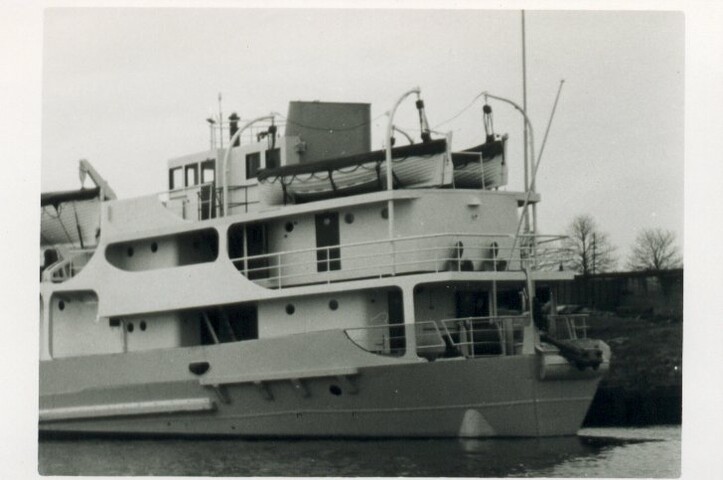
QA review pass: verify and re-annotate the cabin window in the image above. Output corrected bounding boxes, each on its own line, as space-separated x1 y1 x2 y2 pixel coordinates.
185 164 198 187
169 167 183 190
266 148 280 170
246 152 261 179
201 160 215 183
105 228 219 272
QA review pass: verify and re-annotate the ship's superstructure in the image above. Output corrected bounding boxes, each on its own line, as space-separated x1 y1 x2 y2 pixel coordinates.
39 90 609 438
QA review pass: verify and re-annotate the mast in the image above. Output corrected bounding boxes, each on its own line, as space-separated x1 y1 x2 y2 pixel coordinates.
522 10 530 235
218 93 224 150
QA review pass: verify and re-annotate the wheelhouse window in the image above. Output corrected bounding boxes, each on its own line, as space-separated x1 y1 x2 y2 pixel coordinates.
201 160 215 183
246 152 261 179
169 167 183 190
185 164 198 186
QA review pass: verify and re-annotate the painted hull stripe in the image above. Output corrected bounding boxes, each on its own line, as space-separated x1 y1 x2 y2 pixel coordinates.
40 397 215 421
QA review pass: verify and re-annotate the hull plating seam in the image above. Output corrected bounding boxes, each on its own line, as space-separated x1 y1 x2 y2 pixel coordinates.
195 396 593 420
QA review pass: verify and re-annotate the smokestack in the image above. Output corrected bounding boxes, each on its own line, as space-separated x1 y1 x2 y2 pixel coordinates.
228 112 240 147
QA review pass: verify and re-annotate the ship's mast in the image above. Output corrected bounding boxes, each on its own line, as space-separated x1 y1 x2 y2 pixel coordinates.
522 10 530 234
218 93 224 150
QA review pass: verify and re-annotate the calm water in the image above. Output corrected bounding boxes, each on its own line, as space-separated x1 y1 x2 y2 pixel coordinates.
38 425 680 477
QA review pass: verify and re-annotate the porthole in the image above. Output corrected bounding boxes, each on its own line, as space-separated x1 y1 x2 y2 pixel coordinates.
286 304 295 315
381 207 388 219
150 242 158 253
58 300 65 311
127 247 134 257
285 222 294 233
329 385 342 396
140 321 147 331
127 322 135 333
329 299 339 311
344 213 354 224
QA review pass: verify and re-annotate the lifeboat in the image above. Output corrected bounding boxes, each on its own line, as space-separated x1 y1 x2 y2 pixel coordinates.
257 139 451 205
451 135 508 189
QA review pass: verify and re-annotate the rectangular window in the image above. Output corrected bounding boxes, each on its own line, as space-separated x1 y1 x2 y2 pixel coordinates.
246 152 261 179
169 167 183 190
201 160 215 183
185 164 198 187
265 148 281 170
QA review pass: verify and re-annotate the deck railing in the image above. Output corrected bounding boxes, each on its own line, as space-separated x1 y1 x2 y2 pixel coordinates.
230 232 567 288
343 315 529 359
440 315 528 358
41 249 95 283
343 320 446 357
547 314 589 340
160 183 258 220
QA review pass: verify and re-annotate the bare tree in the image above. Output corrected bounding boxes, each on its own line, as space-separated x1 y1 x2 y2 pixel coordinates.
627 228 682 271
561 214 617 275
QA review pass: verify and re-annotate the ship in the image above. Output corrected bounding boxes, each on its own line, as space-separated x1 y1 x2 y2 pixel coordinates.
39 88 610 438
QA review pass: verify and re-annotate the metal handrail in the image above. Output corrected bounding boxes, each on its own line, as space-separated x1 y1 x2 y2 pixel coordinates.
230 232 567 287
42 249 95 283
344 320 445 357
547 314 589 340
230 231 563 263
160 182 261 219
440 315 528 358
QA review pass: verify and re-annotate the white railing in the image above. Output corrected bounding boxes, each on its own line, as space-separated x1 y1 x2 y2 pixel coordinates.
547 314 589 340
343 316 529 360
42 249 95 283
440 315 528 358
230 232 567 288
159 182 258 220
344 321 446 357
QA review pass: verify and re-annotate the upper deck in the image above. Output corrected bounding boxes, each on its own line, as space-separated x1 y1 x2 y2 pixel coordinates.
41 97 557 292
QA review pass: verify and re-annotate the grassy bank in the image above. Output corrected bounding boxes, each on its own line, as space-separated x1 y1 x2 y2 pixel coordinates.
582 313 683 426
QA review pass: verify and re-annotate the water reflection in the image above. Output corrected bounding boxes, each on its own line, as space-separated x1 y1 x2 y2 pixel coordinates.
38 426 680 477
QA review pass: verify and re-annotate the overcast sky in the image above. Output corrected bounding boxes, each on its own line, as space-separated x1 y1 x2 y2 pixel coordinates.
41 8 684 264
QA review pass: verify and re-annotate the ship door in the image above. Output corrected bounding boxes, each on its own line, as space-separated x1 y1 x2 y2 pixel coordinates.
387 289 406 355
315 212 341 272
455 290 500 356
200 159 216 219
247 223 269 280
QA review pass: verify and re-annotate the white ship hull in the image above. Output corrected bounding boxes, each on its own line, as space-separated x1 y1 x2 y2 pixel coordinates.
40 330 605 438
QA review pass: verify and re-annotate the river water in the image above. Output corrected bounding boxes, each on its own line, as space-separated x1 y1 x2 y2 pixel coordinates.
38 425 680 477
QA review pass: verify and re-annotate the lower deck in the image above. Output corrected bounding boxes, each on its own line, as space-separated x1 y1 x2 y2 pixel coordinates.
40 277 585 362
39 329 605 438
